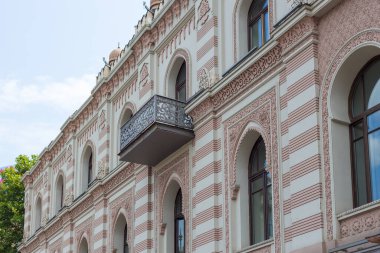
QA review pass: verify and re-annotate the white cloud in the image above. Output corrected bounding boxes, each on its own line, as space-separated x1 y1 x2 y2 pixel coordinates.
0 74 94 165
0 74 94 112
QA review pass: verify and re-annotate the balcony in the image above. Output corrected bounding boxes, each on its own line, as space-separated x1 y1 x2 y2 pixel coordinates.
119 95 194 166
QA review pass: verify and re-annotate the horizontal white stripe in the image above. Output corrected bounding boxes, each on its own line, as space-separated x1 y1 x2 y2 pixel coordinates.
291 228 323 251
289 140 319 167
290 170 320 195
288 113 318 140
291 199 321 223
287 58 315 88
288 85 317 113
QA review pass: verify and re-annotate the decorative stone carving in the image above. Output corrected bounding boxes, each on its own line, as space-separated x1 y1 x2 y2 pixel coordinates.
140 63 149 83
320 29 380 240
64 191 74 206
278 17 316 52
339 207 380 238
160 223 167 235
231 185 240 200
24 192 29 209
96 160 109 179
223 88 280 253
197 0 210 26
43 172 48 189
198 68 210 89
41 214 48 226
66 145 72 163
99 110 106 130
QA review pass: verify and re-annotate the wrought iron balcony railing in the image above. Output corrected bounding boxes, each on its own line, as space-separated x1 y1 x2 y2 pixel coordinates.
120 95 193 153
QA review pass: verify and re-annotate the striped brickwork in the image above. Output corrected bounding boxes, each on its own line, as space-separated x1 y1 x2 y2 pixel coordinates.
192 117 223 253
134 166 154 253
280 26 324 251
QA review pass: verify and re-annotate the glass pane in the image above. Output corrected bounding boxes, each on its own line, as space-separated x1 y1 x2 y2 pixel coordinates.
258 141 266 171
267 184 273 239
369 129 380 201
248 0 268 22
177 219 185 253
257 18 262 48
354 139 368 206
177 85 186 102
352 79 364 117
264 11 270 42
364 59 380 110
251 177 263 193
249 21 260 50
368 110 380 132
266 172 272 186
352 121 364 140
252 191 264 244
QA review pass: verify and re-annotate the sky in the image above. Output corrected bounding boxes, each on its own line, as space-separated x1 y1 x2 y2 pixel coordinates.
0 0 147 166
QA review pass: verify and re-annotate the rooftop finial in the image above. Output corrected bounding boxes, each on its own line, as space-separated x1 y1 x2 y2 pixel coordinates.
143 1 154 14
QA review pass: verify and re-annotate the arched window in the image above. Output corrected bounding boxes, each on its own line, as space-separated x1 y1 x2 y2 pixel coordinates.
124 224 129 253
248 137 272 244
88 152 93 186
248 0 269 51
349 56 380 207
175 62 186 102
175 189 185 253
35 197 42 231
56 175 64 213
79 237 89 253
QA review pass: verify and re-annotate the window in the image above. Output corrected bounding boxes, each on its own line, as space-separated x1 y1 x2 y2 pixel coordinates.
88 152 93 186
350 57 380 207
56 175 64 213
124 224 129 253
175 189 185 253
248 137 272 244
35 197 42 231
176 63 186 102
248 0 269 51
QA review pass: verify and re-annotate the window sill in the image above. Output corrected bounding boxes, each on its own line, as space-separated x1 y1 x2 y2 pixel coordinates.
237 238 273 253
337 199 380 221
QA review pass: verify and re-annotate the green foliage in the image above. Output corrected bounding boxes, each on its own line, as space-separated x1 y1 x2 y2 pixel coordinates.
0 155 38 253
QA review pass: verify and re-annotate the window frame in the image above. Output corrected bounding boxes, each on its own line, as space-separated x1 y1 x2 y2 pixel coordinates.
175 62 187 102
174 189 185 253
248 136 272 245
88 153 93 186
124 223 129 253
247 0 269 51
348 56 380 207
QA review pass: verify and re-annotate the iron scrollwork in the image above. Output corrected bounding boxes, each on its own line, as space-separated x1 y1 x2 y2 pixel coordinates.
120 95 193 151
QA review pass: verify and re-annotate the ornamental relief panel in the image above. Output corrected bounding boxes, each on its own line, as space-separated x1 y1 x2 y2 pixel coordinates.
223 88 280 253
74 217 93 252
109 188 134 253
154 151 190 253
340 207 380 238
197 0 210 26
189 45 281 123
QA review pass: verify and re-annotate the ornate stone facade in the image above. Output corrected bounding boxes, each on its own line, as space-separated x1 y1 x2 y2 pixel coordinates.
18 1 380 253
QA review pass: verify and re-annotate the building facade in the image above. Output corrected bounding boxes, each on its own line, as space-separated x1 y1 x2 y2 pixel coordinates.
18 0 380 252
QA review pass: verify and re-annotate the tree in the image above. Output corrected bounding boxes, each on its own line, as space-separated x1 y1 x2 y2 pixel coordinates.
0 154 38 253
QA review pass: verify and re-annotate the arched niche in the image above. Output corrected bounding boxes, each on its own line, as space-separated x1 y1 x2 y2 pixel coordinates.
165 49 191 101
81 142 95 193
78 236 89 253
54 173 65 214
113 212 129 253
34 195 42 232
328 44 380 214
160 178 182 253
